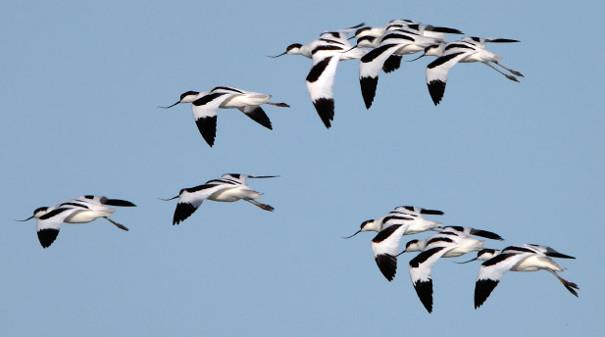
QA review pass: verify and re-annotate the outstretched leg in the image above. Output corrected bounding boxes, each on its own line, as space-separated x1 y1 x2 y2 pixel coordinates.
485 62 519 82
494 61 524 78
104 217 129 231
550 271 579 297
267 102 290 108
245 199 274 212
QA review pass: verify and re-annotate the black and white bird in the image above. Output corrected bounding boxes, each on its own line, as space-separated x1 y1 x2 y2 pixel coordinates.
343 205 444 282
403 226 503 312
343 205 444 239
474 244 579 309
163 173 277 225
359 31 446 109
425 36 524 105
353 20 463 108
353 19 463 48
161 86 289 147
271 34 364 128
17 195 136 248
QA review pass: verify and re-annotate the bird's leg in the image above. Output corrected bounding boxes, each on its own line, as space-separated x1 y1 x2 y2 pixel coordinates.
245 199 274 212
494 61 525 77
104 217 129 231
550 271 579 297
485 62 519 82
267 102 290 108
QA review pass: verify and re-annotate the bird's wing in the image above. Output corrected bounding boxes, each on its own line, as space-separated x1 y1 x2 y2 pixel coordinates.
172 183 229 225
209 86 245 94
393 205 444 216
306 50 342 128
191 92 234 146
474 252 530 308
359 43 405 108
444 226 503 241
238 105 272 130
75 195 136 207
524 244 575 259
36 207 79 248
425 50 474 105
382 212 417 226
371 224 407 281
408 245 452 313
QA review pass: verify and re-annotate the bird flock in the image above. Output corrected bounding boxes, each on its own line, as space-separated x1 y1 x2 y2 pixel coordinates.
19 18 576 312
342 204 578 312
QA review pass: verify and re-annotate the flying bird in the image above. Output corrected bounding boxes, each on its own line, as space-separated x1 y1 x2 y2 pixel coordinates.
161 86 289 147
474 244 579 309
17 195 136 248
271 32 365 128
426 36 524 105
342 205 444 239
402 226 503 312
343 205 444 282
163 173 277 225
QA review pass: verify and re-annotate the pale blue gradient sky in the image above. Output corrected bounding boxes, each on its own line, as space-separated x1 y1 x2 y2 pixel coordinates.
1 1 603 336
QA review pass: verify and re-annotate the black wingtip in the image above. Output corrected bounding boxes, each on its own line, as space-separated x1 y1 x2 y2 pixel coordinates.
547 251 576 259
312 98 334 128
430 26 464 34
360 76 378 109
243 106 273 130
420 209 444 216
195 116 217 147
104 199 137 207
474 279 499 309
471 229 504 241
172 202 197 225
37 228 59 248
488 38 520 43
382 55 402 73
413 280 434 313
427 80 446 105
375 254 397 281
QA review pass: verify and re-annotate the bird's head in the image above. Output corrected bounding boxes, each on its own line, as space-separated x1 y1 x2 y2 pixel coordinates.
17 206 49 221
160 90 200 108
403 239 426 253
341 219 376 239
269 43 303 58
456 248 500 264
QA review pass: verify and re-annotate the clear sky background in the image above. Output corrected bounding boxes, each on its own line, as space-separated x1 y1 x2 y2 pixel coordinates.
1 0 603 336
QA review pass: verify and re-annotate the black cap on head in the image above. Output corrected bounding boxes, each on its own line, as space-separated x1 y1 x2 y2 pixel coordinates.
359 219 372 229
355 26 371 36
33 206 49 214
477 248 496 257
424 44 439 53
286 43 302 51
405 239 419 249
180 91 199 100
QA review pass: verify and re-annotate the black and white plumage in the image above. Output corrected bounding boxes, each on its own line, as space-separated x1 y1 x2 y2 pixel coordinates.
359 30 450 108
343 204 444 239
474 244 579 309
343 205 444 282
271 34 364 128
404 226 503 313
17 195 136 248
161 86 289 147
426 37 524 105
163 173 277 225
353 19 463 108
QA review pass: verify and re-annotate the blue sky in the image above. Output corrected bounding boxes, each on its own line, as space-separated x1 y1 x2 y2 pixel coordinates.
1 0 603 336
